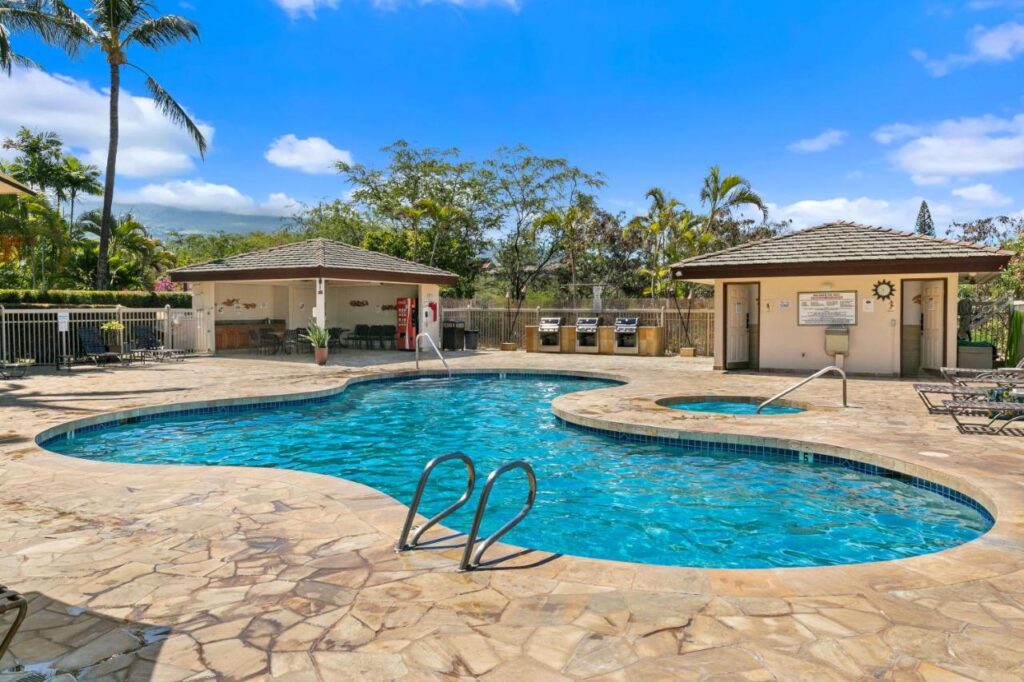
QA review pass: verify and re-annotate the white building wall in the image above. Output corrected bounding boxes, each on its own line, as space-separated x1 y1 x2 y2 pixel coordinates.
713 272 958 376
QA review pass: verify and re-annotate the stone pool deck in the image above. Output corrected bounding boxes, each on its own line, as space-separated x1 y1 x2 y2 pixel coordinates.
0 351 1022 681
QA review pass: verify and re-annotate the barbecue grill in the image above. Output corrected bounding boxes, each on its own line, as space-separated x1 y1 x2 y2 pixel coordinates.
613 317 639 355
537 317 563 353
575 317 600 354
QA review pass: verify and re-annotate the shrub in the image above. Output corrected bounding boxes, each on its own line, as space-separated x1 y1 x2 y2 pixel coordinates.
0 289 192 308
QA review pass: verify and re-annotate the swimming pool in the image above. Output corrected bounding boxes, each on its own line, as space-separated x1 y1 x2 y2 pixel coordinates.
665 400 804 415
42 373 992 568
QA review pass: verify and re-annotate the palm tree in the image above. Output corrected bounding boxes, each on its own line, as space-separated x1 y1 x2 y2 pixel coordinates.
1 0 207 290
58 155 102 228
698 166 768 246
627 188 684 299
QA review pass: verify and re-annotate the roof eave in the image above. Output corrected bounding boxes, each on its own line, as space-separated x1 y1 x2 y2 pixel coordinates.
169 265 459 286
671 255 1012 280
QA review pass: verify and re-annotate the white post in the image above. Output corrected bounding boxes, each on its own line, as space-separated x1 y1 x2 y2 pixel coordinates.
313 277 327 328
164 304 172 347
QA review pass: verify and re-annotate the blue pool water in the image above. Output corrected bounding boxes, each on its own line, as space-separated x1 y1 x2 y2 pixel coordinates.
668 400 804 415
44 374 991 568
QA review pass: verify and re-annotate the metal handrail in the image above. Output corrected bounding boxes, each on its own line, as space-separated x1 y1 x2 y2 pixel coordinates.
459 460 537 572
415 332 451 379
757 365 848 413
396 453 476 552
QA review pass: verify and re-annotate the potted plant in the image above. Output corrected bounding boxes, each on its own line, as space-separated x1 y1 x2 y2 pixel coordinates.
301 322 330 366
100 320 125 352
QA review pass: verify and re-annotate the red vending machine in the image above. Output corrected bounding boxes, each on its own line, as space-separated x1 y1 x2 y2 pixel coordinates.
396 297 417 350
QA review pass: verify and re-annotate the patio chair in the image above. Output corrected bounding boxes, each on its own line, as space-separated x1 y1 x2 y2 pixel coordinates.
76 326 128 366
347 324 371 349
368 325 385 350
914 383 1001 414
259 328 282 355
379 324 397 350
944 399 1024 434
132 326 185 362
328 327 345 350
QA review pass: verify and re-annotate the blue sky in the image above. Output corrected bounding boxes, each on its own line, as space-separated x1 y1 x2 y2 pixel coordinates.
2 0 1023 232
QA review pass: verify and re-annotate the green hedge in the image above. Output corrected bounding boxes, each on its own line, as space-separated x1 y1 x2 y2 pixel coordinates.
0 289 192 309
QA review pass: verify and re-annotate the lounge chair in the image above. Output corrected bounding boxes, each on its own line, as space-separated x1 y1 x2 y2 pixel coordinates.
0 359 33 379
945 399 1024 434
328 327 345 350
131 326 185 362
914 383 998 414
76 326 128 366
941 357 1024 385
0 585 27 660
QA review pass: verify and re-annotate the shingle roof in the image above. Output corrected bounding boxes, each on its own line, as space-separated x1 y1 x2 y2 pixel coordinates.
671 221 1012 279
170 238 459 285
0 172 36 196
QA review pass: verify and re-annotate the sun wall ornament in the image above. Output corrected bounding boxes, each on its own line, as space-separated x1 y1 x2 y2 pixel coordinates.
872 280 896 301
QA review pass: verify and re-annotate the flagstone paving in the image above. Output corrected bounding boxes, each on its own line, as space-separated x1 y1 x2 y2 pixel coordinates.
0 351 1022 680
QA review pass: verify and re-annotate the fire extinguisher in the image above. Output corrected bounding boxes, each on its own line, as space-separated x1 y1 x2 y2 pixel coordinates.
426 301 438 322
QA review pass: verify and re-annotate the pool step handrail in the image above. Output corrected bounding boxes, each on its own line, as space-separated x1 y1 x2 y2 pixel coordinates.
459 460 537 572
415 332 451 379
757 365 847 414
396 452 476 552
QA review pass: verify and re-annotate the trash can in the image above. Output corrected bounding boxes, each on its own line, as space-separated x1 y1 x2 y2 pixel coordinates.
464 329 479 351
442 320 465 351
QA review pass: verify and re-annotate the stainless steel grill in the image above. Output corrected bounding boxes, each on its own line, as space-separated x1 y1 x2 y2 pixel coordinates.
537 317 562 352
575 317 600 354
613 317 639 355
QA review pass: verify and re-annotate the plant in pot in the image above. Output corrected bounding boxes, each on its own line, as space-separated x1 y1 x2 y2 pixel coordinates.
301 322 330 366
100 320 125 352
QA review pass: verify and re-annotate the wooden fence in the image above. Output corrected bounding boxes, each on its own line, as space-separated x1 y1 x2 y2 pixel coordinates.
442 307 715 355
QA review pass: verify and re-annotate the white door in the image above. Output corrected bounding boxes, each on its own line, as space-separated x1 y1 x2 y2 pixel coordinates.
921 281 944 370
727 285 750 366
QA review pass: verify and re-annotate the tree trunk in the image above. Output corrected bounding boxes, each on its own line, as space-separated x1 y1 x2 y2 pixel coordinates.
68 193 76 234
97 61 121 290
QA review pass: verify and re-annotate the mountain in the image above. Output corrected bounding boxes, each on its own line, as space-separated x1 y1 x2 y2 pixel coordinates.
77 202 290 236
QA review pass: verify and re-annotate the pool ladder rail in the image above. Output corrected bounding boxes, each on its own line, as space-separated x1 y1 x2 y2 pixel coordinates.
415 332 451 379
757 364 847 414
395 453 538 572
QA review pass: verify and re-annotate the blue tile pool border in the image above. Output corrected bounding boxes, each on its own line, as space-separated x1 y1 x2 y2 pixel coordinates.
35 369 993 525
560 418 994 523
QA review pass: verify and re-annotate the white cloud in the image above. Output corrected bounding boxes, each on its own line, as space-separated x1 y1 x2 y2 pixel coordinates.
786 129 847 153
265 134 352 174
0 67 212 178
273 0 519 16
120 180 300 216
872 123 922 145
913 21 1024 76
875 112 1024 183
274 0 338 17
951 183 1013 206
768 196 954 231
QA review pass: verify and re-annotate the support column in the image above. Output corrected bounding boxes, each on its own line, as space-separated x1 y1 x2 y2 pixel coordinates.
313 277 327 328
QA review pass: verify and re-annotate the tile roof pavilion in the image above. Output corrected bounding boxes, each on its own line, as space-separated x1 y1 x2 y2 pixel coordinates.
671 221 1013 281
170 238 459 286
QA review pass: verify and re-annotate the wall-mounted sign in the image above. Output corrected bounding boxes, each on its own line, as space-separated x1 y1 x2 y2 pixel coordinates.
57 310 70 333
862 298 875 313
798 291 857 326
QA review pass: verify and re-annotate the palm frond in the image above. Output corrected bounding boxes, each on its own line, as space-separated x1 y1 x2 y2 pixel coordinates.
0 1 93 60
126 14 198 48
136 69 208 158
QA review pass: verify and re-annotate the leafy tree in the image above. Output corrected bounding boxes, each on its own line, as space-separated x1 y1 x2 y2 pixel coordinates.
75 209 174 288
338 140 498 294
915 200 935 236
2 0 207 290
484 145 603 341
287 200 378 245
